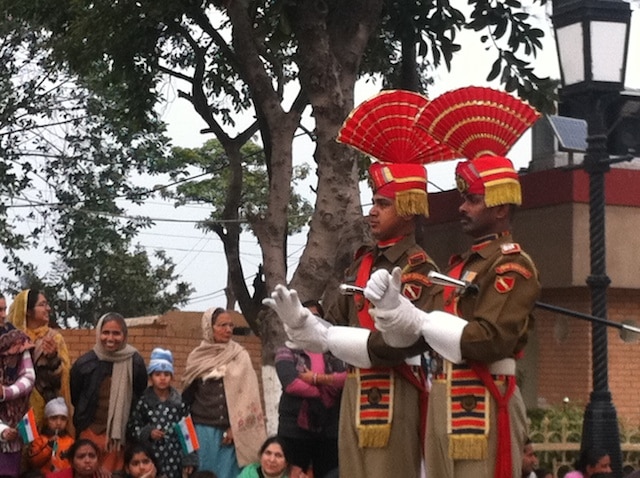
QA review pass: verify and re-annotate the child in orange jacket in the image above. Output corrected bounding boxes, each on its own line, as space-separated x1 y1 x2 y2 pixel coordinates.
28 397 75 474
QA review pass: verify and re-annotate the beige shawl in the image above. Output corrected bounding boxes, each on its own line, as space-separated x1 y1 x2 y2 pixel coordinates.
93 314 138 451
183 307 266 466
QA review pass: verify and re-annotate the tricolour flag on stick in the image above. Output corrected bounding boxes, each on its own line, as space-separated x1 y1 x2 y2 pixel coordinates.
174 415 200 454
17 408 39 443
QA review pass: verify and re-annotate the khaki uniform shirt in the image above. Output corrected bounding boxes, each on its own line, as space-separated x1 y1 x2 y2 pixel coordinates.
325 233 437 478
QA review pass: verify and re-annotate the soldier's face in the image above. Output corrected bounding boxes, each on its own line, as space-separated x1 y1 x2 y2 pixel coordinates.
458 194 500 238
368 193 413 242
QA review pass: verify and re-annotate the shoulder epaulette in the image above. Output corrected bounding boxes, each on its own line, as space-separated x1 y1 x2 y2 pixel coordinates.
408 251 428 267
500 243 522 255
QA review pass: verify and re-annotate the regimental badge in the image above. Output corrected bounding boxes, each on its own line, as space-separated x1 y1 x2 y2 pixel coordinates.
494 276 515 293
367 387 382 405
461 394 477 412
402 283 423 301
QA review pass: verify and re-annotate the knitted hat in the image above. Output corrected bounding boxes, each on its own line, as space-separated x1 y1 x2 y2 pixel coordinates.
455 155 522 207
148 347 174 375
368 162 429 217
45 397 69 418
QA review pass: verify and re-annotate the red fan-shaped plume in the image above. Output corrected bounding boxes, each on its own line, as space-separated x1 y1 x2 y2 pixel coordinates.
415 86 541 160
337 90 459 164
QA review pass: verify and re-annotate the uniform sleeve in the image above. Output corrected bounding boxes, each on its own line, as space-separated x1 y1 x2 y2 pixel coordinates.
460 254 541 363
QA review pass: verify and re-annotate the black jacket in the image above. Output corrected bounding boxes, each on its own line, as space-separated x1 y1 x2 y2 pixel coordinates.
70 349 147 435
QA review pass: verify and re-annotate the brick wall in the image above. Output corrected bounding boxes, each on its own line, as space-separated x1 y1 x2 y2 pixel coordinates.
530 288 640 426
60 310 263 392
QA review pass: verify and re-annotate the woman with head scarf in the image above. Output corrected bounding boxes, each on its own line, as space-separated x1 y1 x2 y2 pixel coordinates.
1 292 36 477
182 308 266 478
70 312 147 473
8 289 72 431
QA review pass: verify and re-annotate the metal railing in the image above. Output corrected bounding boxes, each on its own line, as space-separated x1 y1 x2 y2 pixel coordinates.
529 415 640 477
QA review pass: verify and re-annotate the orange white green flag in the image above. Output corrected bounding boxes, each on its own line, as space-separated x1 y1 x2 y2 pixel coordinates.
18 408 39 443
174 415 200 454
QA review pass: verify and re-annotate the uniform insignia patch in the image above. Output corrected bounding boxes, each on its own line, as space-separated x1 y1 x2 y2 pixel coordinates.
408 252 428 267
494 276 515 293
495 263 532 279
402 273 432 287
403 283 423 301
500 243 522 255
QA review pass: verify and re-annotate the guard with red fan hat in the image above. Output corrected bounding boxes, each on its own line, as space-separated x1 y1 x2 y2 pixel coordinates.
364 86 542 478
264 90 447 478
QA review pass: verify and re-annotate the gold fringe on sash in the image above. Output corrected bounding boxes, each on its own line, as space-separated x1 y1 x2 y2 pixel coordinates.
446 361 490 460
448 434 488 460
358 423 392 448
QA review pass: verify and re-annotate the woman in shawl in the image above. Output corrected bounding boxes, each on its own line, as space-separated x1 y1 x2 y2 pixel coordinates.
70 313 147 473
1 292 36 477
182 308 266 478
8 289 72 431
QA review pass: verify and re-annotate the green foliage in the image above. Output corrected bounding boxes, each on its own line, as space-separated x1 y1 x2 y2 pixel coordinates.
156 139 313 234
0 12 192 325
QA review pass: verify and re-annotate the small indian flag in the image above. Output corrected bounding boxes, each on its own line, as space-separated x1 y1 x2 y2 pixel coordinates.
174 415 200 454
18 408 39 444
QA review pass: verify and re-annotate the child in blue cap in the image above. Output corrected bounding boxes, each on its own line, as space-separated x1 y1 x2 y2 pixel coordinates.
127 348 198 478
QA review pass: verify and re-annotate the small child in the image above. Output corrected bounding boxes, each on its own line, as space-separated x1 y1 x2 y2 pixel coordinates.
124 442 162 478
127 348 197 478
28 397 75 474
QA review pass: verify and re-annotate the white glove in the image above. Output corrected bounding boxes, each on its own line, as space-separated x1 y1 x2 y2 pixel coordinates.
372 298 467 363
262 285 329 352
364 267 402 311
369 294 425 347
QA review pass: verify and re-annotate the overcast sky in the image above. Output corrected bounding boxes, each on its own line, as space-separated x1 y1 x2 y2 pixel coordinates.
12 3 639 314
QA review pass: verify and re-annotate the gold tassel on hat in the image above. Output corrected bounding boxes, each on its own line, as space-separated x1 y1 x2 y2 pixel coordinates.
395 189 429 217
483 179 521 208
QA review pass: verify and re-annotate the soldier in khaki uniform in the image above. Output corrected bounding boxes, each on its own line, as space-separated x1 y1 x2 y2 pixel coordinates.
366 154 541 478
264 90 443 478
364 87 542 478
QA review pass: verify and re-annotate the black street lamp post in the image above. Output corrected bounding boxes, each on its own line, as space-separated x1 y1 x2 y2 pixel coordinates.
551 1 632 476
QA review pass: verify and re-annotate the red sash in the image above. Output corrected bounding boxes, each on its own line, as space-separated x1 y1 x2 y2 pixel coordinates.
445 261 515 478
353 252 429 447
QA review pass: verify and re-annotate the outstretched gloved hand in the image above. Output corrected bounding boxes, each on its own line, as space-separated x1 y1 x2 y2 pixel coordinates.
262 284 328 352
